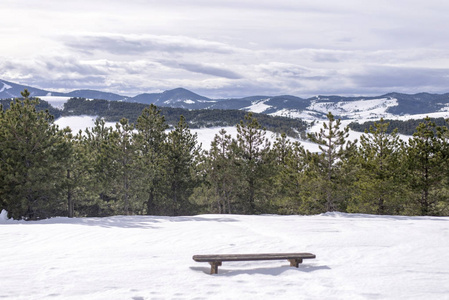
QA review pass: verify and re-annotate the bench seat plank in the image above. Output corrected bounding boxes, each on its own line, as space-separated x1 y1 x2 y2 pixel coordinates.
193 253 315 262
193 253 316 274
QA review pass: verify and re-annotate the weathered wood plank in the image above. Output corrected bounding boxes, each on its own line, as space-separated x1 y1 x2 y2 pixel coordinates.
193 253 315 262
192 252 316 274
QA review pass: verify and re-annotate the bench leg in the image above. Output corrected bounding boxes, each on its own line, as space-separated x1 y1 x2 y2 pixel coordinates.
209 261 222 274
288 258 303 268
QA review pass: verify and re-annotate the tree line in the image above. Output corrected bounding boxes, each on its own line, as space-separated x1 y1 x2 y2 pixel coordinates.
1 90 449 220
349 117 449 135
0 97 309 139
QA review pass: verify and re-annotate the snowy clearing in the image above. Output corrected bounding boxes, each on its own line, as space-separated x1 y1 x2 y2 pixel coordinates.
1 212 448 299
37 96 72 110
55 116 117 134
54 118 321 152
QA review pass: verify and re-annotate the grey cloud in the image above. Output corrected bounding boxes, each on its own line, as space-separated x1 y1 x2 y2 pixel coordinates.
178 63 242 80
257 63 332 82
159 60 242 79
352 66 449 89
65 35 235 55
194 81 287 99
43 57 108 75
0 57 109 91
312 52 343 63
28 75 107 91
2 56 107 77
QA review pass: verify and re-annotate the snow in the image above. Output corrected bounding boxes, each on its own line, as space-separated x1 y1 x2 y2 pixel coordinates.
184 99 195 104
190 126 308 151
0 209 8 221
1 212 448 299
270 108 305 119
244 99 271 113
53 118 317 152
55 116 116 134
306 98 398 121
0 81 12 93
37 95 72 110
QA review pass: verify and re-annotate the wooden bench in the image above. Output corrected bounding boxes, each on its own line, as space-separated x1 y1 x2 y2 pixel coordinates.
192 253 316 274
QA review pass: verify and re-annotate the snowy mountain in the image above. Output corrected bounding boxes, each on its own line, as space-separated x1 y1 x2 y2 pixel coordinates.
0 79 64 98
2 78 449 122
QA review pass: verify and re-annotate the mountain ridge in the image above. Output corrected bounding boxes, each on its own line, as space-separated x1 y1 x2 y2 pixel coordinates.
2 78 449 121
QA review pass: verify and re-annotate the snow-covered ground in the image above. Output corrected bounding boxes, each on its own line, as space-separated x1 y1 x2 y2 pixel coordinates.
54 118 322 152
190 126 322 152
55 116 116 134
1 212 448 299
37 96 72 110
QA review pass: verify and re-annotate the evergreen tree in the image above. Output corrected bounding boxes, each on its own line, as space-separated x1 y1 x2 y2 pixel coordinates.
63 130 98 217
113 118 137 214
233 113 272 213
134 105 169 215
270 134 304 213
307 112 354 212
0 90 70 219
165 116 200 215
204 128 240 213
350 119 406 214
407 117 448 215
84 118 118 216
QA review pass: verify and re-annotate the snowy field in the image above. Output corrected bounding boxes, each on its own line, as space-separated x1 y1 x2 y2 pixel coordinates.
55 117 322 152
1 212 448 300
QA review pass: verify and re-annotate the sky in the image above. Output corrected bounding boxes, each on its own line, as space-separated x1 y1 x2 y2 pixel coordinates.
1 0 449 98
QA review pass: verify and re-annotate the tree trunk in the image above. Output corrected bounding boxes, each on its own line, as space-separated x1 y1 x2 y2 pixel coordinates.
67 169 74 218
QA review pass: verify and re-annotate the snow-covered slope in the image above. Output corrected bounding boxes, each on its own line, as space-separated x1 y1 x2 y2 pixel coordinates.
37 95 72 110
55 116 117 133
0 81 12 93
54 118 321 152
1 212 448 299
303 97 398 121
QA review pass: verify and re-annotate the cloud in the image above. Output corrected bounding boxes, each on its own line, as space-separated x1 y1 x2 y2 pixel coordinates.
64 35 236 56
158 60 242 79
3 0 449 98
351 66 449 90
0 56 110 91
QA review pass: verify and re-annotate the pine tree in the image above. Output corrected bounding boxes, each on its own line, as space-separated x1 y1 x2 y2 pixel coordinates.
0 90 70 219
134 105 169 215
270 134 303 213
165 116 200 215
84 118 118 216
205 128 240 213
233 113 272 214
113 118 136 215
407 117 448 215
307 112 354 212
351 118 406 214
62 129 98 217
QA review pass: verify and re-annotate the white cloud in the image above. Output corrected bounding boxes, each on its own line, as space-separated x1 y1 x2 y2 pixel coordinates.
1 0 449 97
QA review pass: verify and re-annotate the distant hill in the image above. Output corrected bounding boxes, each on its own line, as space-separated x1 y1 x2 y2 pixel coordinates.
0 79 65 98
65 90 127 101
61 97 309 138
2 78 449 123
128 88 214 108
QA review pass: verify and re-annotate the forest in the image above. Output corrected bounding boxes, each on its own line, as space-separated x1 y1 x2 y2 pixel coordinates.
349 117 449 135
0 97 309 139
1 90 449 220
